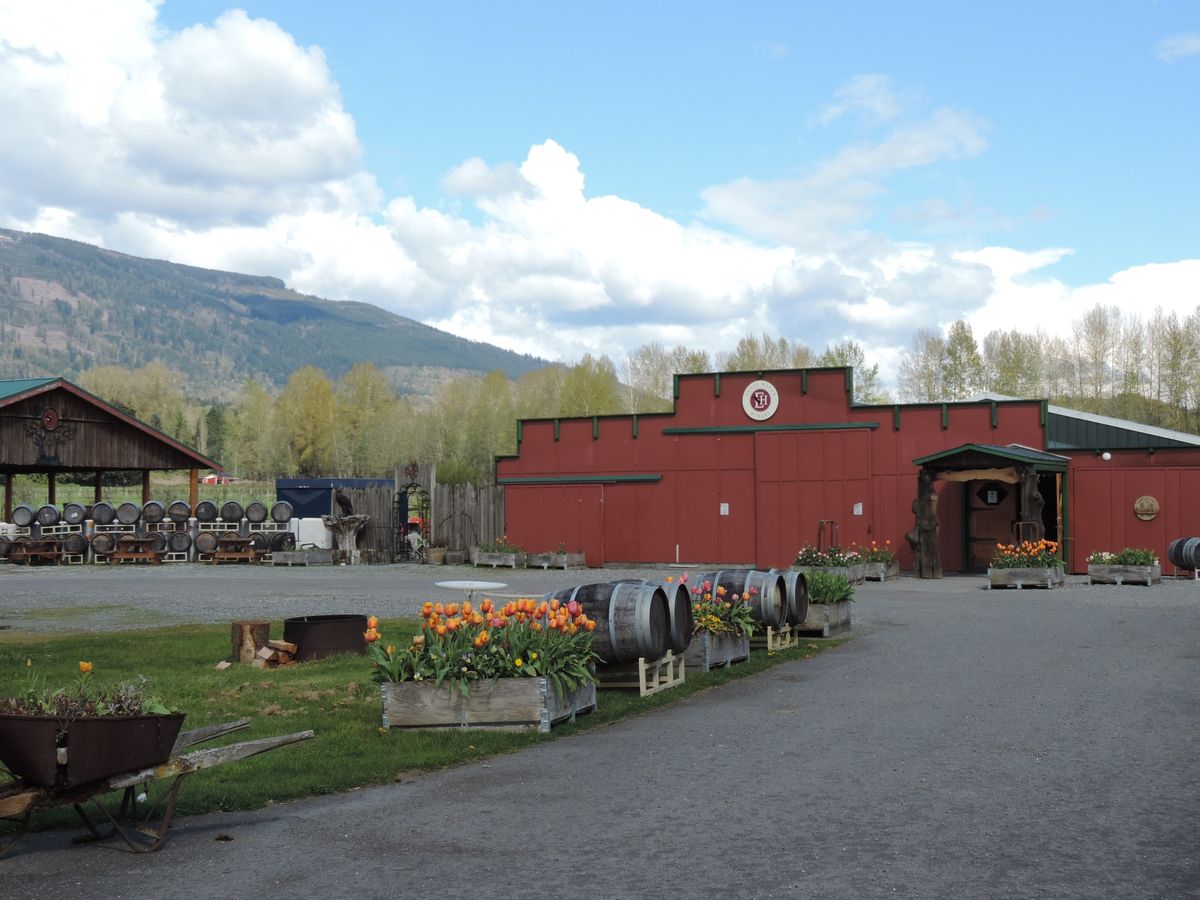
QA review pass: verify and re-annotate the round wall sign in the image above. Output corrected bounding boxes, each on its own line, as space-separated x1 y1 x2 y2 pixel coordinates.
40 408 60 431
742 380 779 421
1133 495 1160 521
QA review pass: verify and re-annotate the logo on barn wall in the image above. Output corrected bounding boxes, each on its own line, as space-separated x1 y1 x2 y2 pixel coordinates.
24 407 77 466
742 380 779 421
1133 495 1160 521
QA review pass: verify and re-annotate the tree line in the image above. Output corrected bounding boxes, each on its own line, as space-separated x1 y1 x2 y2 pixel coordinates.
73 302 1200 484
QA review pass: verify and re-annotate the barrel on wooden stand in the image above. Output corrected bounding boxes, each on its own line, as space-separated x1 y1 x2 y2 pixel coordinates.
142 500 165 524
695 569 788 630
115 502 141 525
166 500 191 523
62 503 87 526
610 578 694 653
1167 537 1200 571
194 500 218 522
245 501 268 523
167 531 193 554
35 505 61 526
542 582 669 666
12 504 36 528
769 568 810 627
270 501 293 524
194 531 220 555
91 532 116 556
90 502 116 526
220 500 244 523
62 533 88 556
247 532 270 553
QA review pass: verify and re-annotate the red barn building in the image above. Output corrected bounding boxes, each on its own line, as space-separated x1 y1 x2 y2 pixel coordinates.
495 367 1200 574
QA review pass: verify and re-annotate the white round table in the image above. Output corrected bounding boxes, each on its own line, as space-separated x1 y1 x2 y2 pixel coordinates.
435 580 508 601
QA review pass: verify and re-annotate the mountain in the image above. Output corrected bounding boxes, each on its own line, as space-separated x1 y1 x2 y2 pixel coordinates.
0 228 546 399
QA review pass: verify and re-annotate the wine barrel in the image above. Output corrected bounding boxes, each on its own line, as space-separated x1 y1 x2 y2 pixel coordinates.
91 501 116 525
91 532 116 555
610 578 694 653
770 568 809 627
167 531 192 553
195 500 218 522
1167 537 1200 570
245 501 268 523
270 501 293 523
695 569 788 629
247 531 269 552
194 531 220 554
142 500 165 523
35 505 61 526
115 502 141 525
220 500 244 522
166 499 191 523
144 532 167 553
63 532 88 556
62 503 87 526
270 531 296 552
542 581 669 665
12 504 36 528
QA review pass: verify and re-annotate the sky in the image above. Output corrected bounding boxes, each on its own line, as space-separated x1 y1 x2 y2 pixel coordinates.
1 0 1197 384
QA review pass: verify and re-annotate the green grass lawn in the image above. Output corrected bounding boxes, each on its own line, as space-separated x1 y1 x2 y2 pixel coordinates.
0 622 846 827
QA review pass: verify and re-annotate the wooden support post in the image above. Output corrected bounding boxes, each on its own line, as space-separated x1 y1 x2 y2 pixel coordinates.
47 473 56 506
142 469 151 504
3 472 11 523
231 622 270 663
189 469 199 512
94 471 102 504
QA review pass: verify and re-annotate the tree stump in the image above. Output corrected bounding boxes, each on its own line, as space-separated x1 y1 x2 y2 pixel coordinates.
231 621 270 664
905 468 942 579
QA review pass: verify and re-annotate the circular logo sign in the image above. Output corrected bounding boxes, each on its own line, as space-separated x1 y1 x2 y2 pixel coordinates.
742 380 779 421
40 407 60 431
1133 496 1160 521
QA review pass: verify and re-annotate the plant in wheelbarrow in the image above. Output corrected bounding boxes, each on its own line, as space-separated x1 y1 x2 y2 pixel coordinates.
0 661 184 789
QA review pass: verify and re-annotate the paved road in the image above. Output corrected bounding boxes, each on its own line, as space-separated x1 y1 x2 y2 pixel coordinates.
2 569 1198 898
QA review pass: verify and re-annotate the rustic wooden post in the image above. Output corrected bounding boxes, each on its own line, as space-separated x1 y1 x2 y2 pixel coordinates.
189 468 199 512
141 469 151 504
231 622 270 663
3 472 11 523
93 471 102 504
1018 468 1045 541
905 468 942 579
47 473 56 505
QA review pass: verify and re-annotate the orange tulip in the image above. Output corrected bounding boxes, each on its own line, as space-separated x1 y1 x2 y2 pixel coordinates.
550 598 560 611
446 603 459 617
480 599 494 614
367 615 379 630
434 603 445 616
436 624 447 637
363 628 380 643
78 660 93 674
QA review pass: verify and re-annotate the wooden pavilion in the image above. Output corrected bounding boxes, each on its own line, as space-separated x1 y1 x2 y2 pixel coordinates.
0 377 219 521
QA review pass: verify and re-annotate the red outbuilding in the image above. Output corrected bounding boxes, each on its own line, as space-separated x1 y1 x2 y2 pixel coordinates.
495 367 1200 574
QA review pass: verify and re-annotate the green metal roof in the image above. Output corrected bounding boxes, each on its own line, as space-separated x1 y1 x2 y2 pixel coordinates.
0 377 58 404
913 443 1070 471
1046 406 1200 451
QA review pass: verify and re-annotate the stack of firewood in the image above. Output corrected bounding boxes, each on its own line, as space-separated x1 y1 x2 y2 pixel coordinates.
253 640 298 669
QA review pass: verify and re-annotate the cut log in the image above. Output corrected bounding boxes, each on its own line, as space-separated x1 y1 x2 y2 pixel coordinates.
251 658 278 669
256 646 280 661
231 621 270 664
214 660 232 671
267 639 298 655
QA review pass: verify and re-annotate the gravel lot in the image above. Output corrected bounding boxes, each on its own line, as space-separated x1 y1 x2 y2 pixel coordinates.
1 566 1197 898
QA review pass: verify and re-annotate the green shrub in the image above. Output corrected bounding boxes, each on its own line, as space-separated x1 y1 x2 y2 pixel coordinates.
805 570 855 604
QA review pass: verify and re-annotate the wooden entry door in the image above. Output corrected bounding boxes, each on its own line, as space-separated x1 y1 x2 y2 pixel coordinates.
966 480 1018 572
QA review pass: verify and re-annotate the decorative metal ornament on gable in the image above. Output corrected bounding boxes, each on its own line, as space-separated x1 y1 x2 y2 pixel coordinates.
741 379 779 421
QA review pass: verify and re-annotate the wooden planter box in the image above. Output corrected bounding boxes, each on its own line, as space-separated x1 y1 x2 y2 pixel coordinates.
473 551 527 569
682 631 750 672
272 549 334 566
1087 564 1161 586
794 563 866 584
864 560 900 581
800 600 852 637
380 678 596 733
526 552 587 570
0 713 186 789
426 547 447 565
444 550 467 565
987 567 1066 590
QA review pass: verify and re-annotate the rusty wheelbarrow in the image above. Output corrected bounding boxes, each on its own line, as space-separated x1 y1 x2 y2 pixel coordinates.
0 719 313 856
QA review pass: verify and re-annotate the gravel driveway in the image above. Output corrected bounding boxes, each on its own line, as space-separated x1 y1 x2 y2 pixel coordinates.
1 566 1197 898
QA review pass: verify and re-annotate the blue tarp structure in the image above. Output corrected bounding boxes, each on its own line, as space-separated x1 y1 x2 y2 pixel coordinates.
275 477 396 519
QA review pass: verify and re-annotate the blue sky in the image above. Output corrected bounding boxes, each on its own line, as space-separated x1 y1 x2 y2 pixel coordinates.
2 1 1198 380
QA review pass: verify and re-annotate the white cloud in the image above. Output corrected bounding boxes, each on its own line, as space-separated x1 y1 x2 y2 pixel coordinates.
1155 32 1200 62
813 74 904 126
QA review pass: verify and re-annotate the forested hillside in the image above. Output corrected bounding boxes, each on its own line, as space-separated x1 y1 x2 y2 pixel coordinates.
0 228 545 399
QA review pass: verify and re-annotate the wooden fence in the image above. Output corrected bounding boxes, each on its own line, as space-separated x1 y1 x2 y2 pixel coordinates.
341 486 398 564
431 483 503 551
